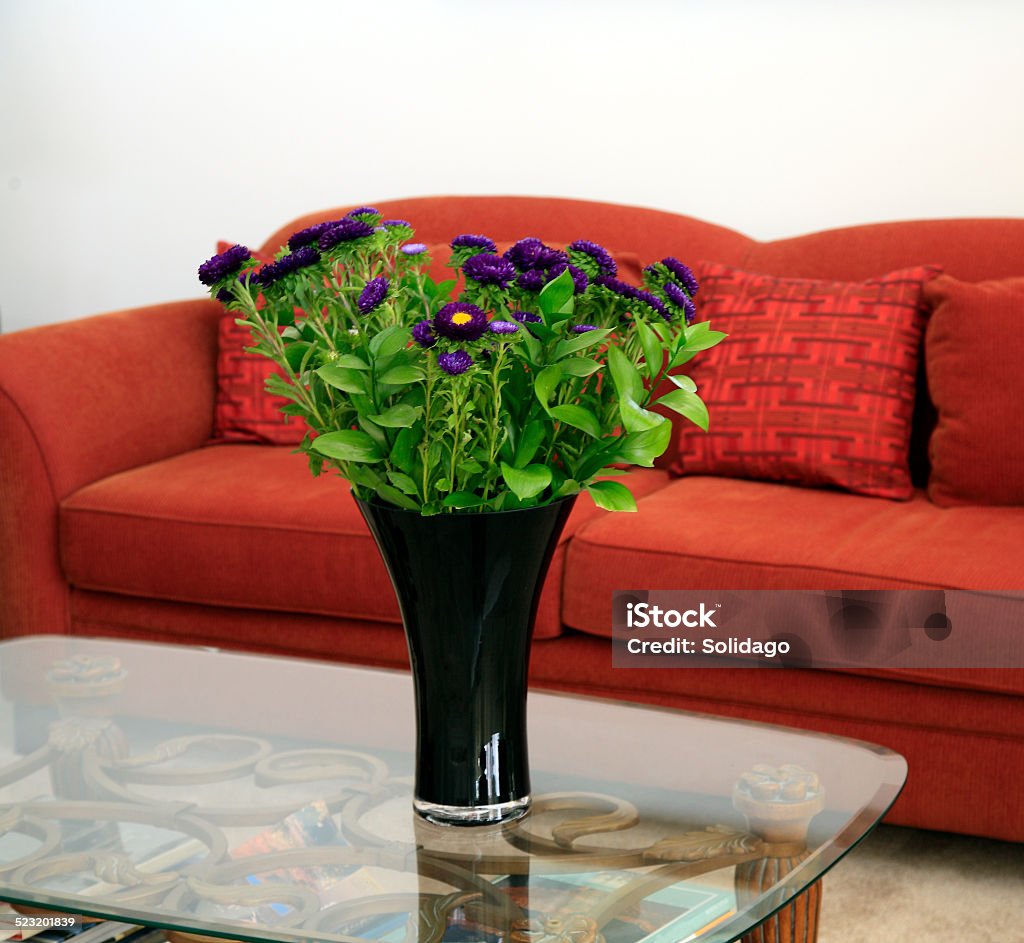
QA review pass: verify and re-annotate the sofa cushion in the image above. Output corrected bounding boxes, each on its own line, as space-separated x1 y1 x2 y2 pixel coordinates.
563 475 1024 642
672 262 940 499
923 274 1024 507
60 445 669 640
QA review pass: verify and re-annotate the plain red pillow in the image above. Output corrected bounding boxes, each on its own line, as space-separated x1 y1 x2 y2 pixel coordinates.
924 274 1024 506
672 261 941 500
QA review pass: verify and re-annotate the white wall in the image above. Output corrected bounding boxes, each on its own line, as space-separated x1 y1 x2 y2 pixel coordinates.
1 0 1022 334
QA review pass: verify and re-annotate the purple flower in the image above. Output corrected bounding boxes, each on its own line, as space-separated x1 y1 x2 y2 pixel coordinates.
357 276 389 315
504 237 567 272
516 270 547 293
198 244 251 286
412 319 436 348
287 221 337 250
663 279 689 308
594 274 639 300
547 261 589 295
381 219 411 228
254 245 321 288
682 296 696 324
489 320 520 335
568 240 617 277
634 289 669 320
434 302 488 341
662 257 699 296
463 252 517 287
511 310 542 324
319 218 376 251
346 206 380 219
401 242 428 256
450 233 497 252
571 324 599 334
438 349 474 375
216 287 233 304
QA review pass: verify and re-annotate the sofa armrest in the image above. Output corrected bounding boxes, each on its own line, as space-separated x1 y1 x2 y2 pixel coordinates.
0 299 221 637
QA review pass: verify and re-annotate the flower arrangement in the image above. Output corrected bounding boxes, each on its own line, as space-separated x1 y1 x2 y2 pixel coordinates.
199 207 724 514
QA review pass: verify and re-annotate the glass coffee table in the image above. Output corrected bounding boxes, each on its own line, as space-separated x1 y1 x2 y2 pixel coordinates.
0 636 906 943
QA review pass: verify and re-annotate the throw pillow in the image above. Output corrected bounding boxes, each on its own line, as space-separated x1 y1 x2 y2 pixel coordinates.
923 274 1024 507
672 261 942 500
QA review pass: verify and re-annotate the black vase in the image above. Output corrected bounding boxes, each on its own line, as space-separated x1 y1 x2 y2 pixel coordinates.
356 495 576 826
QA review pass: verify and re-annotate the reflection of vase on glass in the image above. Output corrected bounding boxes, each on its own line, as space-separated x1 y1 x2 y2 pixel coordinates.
358 496 576 826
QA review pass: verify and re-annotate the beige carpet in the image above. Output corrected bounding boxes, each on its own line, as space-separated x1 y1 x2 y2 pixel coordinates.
819 825 1024 941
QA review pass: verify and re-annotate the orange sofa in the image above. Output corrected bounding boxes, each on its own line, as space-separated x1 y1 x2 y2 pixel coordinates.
2 196 1023 841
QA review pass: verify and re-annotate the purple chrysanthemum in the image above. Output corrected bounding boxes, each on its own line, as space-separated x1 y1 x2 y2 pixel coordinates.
663 279 689 308
412 319 436 348
489 320 519 335
547 262 589 295
357 276 389 315
511 310 542 324
434 302 488 341
634 288 670 320
662 257 699 296
401 242 428 256
216 287 233 304
681 296 697 324
287 221 338 250
381 218 411 228
463 252 517 287
438 349 474 375
594 274 639 300
568 239 617 277
571 324 598 334
346 206 380 219
254 245 321 288
450 233 497 252
198 244 251 286
319 218 376 251
504 237 567 272
516 270 547 293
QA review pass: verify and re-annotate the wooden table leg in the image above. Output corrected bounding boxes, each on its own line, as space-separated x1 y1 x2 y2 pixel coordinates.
733 764 825 943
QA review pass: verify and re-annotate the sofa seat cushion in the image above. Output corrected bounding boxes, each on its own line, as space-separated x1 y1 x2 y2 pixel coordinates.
563 475 1024 695
60 445 670 638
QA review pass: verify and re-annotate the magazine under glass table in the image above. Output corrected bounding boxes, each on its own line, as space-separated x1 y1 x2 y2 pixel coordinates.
0 636 906 943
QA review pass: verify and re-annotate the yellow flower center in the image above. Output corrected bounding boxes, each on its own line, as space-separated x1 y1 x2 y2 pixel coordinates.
451 313 473 326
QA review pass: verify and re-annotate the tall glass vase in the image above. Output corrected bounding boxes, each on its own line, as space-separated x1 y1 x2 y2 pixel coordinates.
356 495 576 826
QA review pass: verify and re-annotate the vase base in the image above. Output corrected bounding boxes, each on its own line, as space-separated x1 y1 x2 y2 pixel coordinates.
414 795 530 827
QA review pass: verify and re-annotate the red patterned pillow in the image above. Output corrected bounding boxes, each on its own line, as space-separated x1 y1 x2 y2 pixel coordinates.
672 262 942 499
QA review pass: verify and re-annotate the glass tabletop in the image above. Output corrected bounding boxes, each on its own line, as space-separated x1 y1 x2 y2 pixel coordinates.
0 636 906 943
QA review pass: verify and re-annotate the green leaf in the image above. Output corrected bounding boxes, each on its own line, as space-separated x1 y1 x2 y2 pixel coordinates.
376 483 419 511
609 422 672 467
534 364 563 411
316 363 367 394
387 470 420 496
389 426 421 475
442 491 485 509
284 341 312 372
513 419 547 468
370 325 411 357
549 404 601 438
669 373 697 392
335 354 371 371
587 480 637 512
552 327 614 360
369 403 422 428
311 430 384 463
559 357 602 377
500 462 552 501
619 395 664 433
538 268 576 319
635 320 664 381
607 345 644 402
683 327 728 352
654 388 710 431
379 365 425 385
553 478 581 498
458 458 484 475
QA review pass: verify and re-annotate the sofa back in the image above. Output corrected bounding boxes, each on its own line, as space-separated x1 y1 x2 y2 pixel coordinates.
262 197 1024 488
